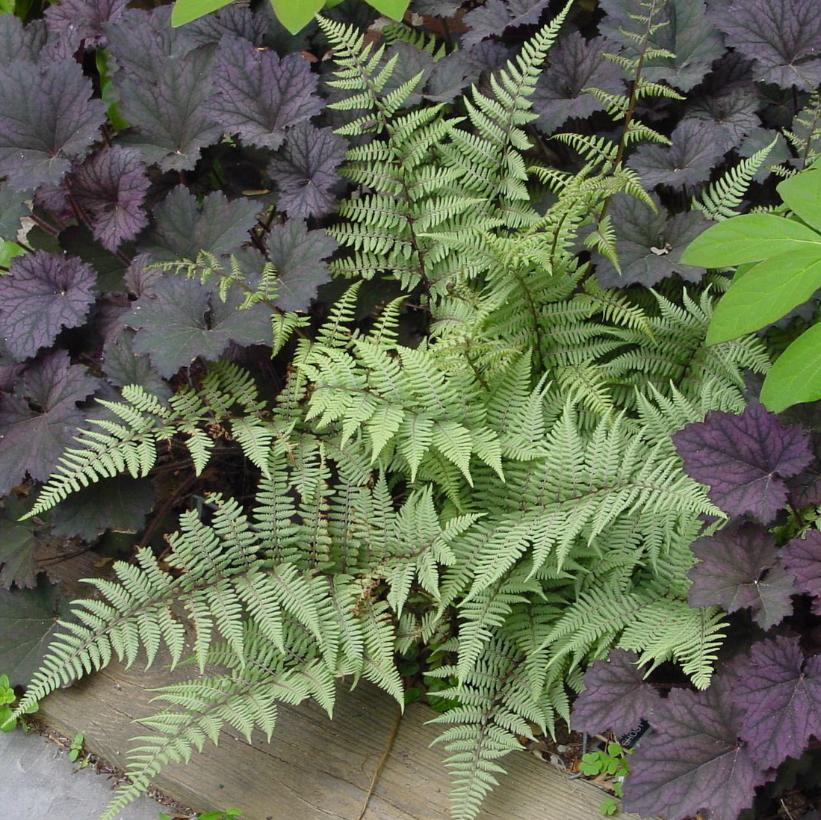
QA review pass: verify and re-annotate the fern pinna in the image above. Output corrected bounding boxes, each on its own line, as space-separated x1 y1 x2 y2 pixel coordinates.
12 10 770 820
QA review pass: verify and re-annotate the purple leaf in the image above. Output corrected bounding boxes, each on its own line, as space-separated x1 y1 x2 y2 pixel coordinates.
593 193 709 287
623 678 760 820
629 120 727 189
0 183 28 241
685 87 761 153
183 4 267 48
571 649 660 736
102 329 171 399
43 148 150 252
0 351 98 491
0 498 38 591
738 127 792 183
462 0 549 48
104 7 196 84
0 59 105 191
601 0 724 91
426 41 509 103
532 34 624 135
51 476 155 541
688 524 795 629
0 578 64 687
208 36 322 151
140 187 260 263
0 252 96 361
713 0 821 91
265 220 336 312
128 278 272 378
269 123 346 219
123 253 162 298
729 636 821 770
781 530 821 614
0 16 46 66
673 403 813 523
44 0 127 50
118 47 222 172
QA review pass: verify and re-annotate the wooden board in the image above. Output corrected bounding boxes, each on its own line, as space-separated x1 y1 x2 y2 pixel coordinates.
35 554 615 820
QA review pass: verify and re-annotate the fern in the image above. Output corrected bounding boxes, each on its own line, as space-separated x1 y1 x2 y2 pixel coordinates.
14 15 776 820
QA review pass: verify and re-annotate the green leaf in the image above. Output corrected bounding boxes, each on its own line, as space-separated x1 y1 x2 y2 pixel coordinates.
270 0 324 34
760 323 821 413
0 0 14 15
367 0 411 21
706 247 821 344
171 0 232 27
681 214 821 267
0 240 23 268
778 169 821 232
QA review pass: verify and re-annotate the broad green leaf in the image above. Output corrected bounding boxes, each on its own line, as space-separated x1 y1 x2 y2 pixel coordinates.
761 324 821 412
271 0 324 33
778 170 821 232
171 0 232 27
0 240 23 268
706 247 821 344
367 0 411 20
681 214 821 267
0 0 13 14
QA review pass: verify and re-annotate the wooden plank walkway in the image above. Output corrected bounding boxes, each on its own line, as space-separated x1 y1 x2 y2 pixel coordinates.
34 556 614 819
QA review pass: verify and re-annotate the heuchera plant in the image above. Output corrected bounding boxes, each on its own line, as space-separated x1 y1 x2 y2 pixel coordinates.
574 403 821 820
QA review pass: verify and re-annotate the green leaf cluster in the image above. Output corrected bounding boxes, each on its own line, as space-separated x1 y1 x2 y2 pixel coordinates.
683 163 821 411
171 0 410 33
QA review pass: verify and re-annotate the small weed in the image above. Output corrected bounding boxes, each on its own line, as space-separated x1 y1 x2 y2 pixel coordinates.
579 741 632 816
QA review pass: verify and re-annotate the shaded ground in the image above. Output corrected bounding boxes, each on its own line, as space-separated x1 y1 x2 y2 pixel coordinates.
0 728 164 820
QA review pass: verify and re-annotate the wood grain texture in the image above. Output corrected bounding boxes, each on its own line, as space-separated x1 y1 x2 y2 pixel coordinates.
37 555 613 819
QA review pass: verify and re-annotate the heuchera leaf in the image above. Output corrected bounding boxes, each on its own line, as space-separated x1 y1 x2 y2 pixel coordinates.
729 636 821 770
44 0 128 50
623 678 760 820
426 41 510 103
600 0 724 92
673 403 813 522
0 252 96 361
269 123 346 219
532 34 624 135
0 16 46 66
629 120 726 189
571 649 660 736
0 59 106 191
688 524 795 629
141 187 260 263
713 0 821 91
102 330 171 399
0 498 38 590
685 87 761 153
265 220 336 312
462 0 549 48
0 578 64 686
0 351 98 492
208 36 322 150
0 183 28 241
45 148 150 252
781 529 821 614
183 4 268 48
118 47 222 172
104 7 197 86
129 278 272 378
593 194 709 287
51 476 155 541
123 253 163 298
